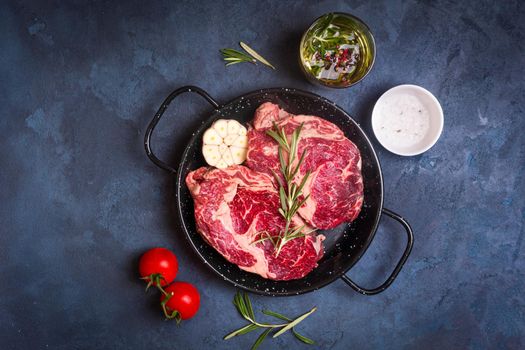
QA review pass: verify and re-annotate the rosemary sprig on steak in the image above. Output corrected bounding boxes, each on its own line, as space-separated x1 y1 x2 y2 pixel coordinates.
224 292 316 349
252 123 313 256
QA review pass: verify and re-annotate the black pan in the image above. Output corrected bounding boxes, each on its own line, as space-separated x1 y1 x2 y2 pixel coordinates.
145 86 413 296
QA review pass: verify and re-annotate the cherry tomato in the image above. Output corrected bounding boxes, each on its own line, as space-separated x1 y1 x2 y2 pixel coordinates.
139 248 178 286
161 281 200 320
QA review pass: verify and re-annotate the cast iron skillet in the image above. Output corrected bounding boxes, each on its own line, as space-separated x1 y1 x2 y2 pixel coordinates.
144 86 414 296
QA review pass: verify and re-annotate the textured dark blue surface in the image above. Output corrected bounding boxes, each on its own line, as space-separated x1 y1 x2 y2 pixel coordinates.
1 1 524 349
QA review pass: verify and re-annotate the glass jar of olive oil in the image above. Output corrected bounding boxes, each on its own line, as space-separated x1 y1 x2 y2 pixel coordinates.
299 13 376 88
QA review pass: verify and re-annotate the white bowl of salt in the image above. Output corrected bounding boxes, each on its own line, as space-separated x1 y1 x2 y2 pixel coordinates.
372 84 443 156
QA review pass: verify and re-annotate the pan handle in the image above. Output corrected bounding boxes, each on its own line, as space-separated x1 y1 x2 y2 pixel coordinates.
144 86 220 173
340 208 414 295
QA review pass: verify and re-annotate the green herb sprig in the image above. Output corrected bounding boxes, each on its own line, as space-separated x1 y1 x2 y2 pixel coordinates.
220 42 275 69
252 123 313 256
219 48 256 66
224 292 316 349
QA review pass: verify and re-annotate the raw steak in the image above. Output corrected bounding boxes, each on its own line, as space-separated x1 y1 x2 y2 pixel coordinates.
186 165 324 280
246 102 364 229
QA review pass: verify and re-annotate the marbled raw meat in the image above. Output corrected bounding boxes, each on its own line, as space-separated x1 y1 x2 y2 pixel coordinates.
246 102 364 229
186 165 324 280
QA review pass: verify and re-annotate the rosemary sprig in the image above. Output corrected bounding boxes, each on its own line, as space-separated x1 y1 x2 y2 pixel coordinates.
224 292 316 349
262 310 315 344
220 42 275 69
255 123 313 256
240 42 276 69
315 13 335 36
220 48 256 66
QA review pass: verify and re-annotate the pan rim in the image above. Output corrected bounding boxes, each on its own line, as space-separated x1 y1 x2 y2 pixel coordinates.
176 87 384 296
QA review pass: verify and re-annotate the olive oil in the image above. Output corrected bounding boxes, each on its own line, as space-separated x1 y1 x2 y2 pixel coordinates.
300 13 375 88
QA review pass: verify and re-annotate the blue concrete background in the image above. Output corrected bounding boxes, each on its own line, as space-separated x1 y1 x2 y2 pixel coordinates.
1 1 523 349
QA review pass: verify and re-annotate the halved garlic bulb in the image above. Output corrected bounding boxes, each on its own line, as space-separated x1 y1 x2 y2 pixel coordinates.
202 119 248 168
